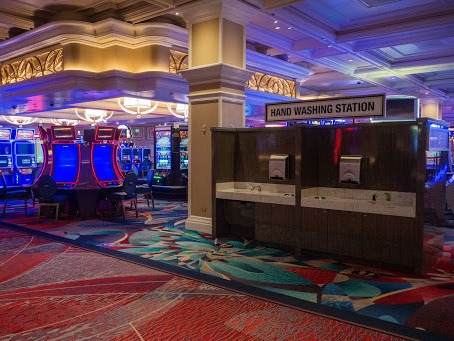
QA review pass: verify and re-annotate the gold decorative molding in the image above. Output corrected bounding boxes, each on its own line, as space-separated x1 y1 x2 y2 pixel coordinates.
170 50 188 74
246 71 296 97
1 48 63 85
170 51 296 98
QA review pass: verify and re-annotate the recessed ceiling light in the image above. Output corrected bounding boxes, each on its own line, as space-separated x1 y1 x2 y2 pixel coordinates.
348 58 353 62
175 12 179 15
274 20 278 24
287 27 292 30
275 26 280 30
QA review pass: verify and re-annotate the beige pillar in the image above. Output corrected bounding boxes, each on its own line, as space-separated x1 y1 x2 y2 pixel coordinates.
179 0 256 234
420 99 443 120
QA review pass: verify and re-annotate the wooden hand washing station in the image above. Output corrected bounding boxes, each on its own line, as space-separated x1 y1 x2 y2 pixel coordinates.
212 118 449 275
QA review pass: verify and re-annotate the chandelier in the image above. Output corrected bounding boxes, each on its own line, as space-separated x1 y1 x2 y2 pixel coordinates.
51 118 80 126
2 115 37 127
75 108 113 125
117 97 158 118
167 103 189 122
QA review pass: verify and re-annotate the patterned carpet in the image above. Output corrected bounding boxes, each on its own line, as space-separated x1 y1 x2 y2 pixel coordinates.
0 227 413 340
1 198 453 340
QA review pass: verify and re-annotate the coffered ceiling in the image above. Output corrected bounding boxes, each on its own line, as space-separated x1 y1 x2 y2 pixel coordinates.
0 0 453 126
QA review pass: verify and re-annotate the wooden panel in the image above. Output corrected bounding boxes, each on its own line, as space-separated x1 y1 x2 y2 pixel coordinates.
362 213 419 270
212 131 236 183
315 122 420 192
300 207 328 252
235 131 257 181
326 209 363 258
255 203 295 248
300 127 322 187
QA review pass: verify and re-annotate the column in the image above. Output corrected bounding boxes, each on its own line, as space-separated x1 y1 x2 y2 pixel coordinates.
179 0 256 234
420 99 443 120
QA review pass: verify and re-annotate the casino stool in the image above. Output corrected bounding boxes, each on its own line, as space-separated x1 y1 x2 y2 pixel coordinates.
135 169 155 208
36 175 69 223
107 172 138 222
0 172 29 216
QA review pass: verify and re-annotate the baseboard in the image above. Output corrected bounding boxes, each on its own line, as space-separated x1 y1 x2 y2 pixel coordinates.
185 215 212 234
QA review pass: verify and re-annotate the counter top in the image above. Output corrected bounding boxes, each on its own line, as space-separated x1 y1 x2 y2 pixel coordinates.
301 187 416 217
216 182 295 206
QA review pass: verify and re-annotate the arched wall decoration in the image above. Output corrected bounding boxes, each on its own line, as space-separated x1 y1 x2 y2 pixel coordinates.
1 48 63 85
169 50 189 74
246 72 296 97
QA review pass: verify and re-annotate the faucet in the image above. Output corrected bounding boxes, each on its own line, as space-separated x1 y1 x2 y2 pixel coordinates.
372 192 391 201
250 184 262 192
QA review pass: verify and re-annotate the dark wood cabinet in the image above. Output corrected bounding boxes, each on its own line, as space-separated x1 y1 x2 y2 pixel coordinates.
326 210 363 258
300 207 328 252
300 207 420 271
255 203 295 249
362 213 418 269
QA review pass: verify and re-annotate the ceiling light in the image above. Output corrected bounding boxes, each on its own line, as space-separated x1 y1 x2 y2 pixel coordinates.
75 108 113 126
348 58 353 62
275 26 280 30
117 97 158 118
2 115 37 127
167 103 189 122
274 20 278 24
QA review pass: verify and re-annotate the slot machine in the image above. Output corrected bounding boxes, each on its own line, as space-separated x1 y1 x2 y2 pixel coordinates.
179 127 189 182
13 128 37 185
0 128 14 186
49 125 81 189
154 126 172 185
90 126 123 188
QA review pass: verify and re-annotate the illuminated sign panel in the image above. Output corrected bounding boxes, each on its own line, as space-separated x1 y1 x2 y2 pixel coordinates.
266 94 385 122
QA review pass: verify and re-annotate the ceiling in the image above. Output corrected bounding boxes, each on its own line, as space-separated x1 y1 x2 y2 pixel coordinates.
0 0 454 126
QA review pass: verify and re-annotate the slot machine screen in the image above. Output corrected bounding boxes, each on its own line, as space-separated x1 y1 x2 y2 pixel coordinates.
95 127 115 141
16 156 33 167
51 126 76 140
0 142 11 155
92 144 117 181
132 148 141 160
155 130 171 170
0 128 12 140
15 128 34 140
15 142 35 155
0 156 10 167
179 130 189 170
52 144 79 183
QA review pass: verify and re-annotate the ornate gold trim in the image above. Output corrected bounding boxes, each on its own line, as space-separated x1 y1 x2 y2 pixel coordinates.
1 48 63 85
246 71 296 97
170 50 188 74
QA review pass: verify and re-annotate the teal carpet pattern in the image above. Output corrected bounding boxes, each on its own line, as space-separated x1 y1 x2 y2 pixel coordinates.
1 198 453 340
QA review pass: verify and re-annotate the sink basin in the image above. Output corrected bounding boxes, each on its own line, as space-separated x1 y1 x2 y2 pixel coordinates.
216 182 295 205
301 187 416 217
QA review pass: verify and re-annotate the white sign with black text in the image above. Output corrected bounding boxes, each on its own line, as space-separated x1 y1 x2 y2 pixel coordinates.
266 94 385 122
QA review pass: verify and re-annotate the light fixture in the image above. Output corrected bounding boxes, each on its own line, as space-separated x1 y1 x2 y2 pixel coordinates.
51 118 80 126
2 115 37 127
75 108 113 125
167 103 189 122
117 97 158 118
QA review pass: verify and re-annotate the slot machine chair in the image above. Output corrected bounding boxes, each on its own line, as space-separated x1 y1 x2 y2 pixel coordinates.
107 172 138 222
36 175 69 223
0 172 29 216
135 170 155 208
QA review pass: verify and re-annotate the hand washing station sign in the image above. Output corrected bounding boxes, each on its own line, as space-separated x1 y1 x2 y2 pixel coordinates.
266 94 385 122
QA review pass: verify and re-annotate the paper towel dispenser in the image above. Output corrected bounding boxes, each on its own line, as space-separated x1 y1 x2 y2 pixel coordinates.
269 154 289 180
339 155 363 184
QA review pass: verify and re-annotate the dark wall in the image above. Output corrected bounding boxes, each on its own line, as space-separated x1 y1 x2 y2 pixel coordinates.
214 121 421 192
316 122 420 191
234 128 295 184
